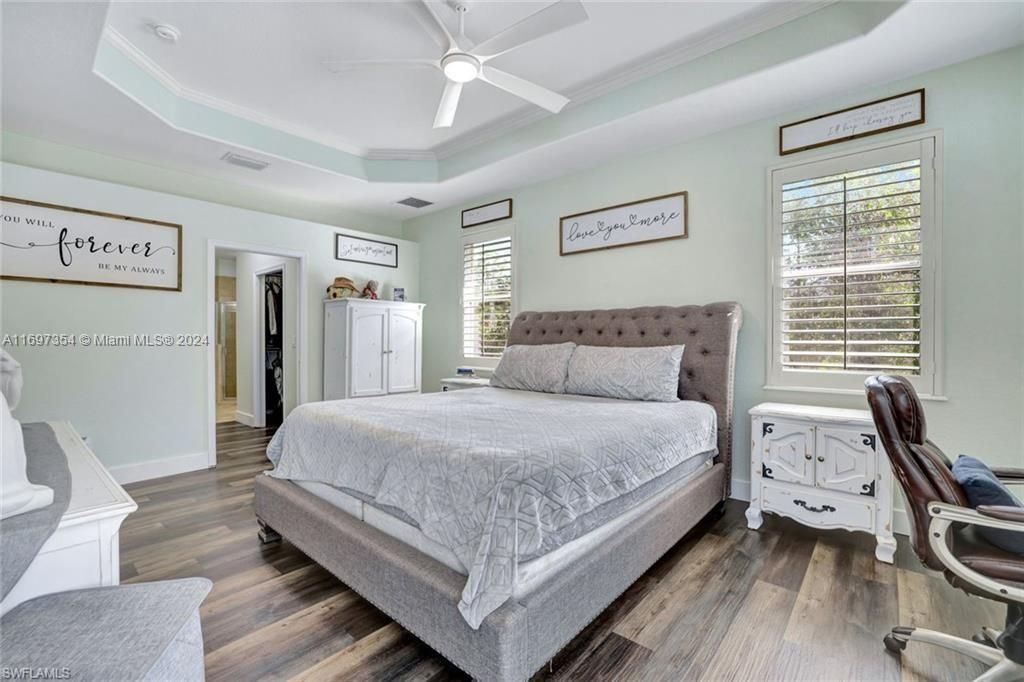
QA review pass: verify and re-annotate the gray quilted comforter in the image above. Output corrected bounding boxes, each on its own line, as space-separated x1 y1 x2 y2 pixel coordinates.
266 387 716 628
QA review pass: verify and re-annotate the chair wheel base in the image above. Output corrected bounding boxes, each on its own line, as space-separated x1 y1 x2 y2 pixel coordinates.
884 634 908 654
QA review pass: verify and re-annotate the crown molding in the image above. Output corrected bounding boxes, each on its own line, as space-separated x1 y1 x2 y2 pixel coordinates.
101 26 374 159
101 2 835 165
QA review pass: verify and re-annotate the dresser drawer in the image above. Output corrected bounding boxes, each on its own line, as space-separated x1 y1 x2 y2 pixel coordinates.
761 482 874 531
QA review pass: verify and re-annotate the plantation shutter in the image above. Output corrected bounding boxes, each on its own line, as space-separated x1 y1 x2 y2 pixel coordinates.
777 146 930 377
462 235 512 358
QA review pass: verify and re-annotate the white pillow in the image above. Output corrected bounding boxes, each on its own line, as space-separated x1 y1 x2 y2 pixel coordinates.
0 350 23 410
0 391 54 519
489 342 576 394
566 345 684 402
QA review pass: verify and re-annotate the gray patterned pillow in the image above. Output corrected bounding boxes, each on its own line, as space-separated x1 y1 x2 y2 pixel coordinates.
489 342 576 394
566 345 684 402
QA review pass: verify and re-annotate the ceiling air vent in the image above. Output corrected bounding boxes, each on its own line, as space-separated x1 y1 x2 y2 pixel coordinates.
220 152 269 171
396 197 433 209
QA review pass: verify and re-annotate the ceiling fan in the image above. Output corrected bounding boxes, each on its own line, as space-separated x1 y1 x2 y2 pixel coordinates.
323 0 589 128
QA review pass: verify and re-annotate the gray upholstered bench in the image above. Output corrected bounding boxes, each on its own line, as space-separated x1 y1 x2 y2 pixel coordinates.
0 578 211 681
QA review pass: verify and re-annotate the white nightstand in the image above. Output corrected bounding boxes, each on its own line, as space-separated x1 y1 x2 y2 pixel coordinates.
745 402 896 563
440 377 490 392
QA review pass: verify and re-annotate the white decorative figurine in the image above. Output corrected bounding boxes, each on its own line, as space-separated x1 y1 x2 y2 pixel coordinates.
0 351 53 519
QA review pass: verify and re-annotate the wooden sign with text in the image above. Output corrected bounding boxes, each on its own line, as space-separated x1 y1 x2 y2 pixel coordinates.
0 197 182 291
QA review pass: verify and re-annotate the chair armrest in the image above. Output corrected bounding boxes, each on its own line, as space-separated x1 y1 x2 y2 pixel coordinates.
992 467 1024 485
977 505 1024 523
927 502 1024 603
929 502 1024 532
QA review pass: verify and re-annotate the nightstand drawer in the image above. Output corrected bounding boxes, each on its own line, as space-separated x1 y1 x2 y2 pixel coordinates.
761 483 874 531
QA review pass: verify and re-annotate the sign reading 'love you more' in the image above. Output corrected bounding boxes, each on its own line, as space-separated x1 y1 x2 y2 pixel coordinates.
0 197 182 291
559 191 688 256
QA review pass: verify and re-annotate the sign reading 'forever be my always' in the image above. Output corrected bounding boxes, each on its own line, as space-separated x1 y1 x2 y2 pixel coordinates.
0 197 182 291
559 191 688 256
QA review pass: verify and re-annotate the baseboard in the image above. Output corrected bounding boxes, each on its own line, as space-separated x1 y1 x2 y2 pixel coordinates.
234 410 256 427
729 477 911 538
110 451 209 485
729 477 751 502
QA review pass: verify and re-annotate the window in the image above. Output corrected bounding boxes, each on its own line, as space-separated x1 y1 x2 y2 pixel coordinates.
768 137 941 395
461 227 514 362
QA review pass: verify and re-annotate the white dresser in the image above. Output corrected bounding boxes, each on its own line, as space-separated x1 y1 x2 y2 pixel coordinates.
323 298 424 400
1 421 137 615
745 402 896 563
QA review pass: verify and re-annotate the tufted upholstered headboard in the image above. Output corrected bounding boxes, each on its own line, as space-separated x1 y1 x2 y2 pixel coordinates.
506 302 743 496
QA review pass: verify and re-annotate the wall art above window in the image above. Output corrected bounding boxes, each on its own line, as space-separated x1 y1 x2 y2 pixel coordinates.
559 191 688 256
0 196 182 291
462 198 513 228
779 89 925 156
334 233 398 268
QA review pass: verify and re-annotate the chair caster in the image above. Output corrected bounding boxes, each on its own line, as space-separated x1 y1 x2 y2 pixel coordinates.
884 634 908 654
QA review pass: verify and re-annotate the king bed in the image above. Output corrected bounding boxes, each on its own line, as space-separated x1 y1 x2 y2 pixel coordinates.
254 302 742 681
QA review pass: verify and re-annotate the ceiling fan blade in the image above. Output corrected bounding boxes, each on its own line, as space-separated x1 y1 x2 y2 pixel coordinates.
405 0 459 51
433 80 463 128
322 59 436 74
472 0 588 60
479 66 568 113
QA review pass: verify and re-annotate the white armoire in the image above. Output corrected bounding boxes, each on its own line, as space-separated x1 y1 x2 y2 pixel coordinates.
323 298 424 400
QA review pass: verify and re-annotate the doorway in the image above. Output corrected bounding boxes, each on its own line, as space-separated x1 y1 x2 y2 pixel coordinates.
206 242 307 468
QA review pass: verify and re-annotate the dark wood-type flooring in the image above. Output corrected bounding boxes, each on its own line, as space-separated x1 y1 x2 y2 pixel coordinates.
119 422 1002 681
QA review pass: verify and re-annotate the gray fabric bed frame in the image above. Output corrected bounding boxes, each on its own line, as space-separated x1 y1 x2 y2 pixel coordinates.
254 302 742 681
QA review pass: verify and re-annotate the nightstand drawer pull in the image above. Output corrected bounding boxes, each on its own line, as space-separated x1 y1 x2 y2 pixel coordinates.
793 499 836 514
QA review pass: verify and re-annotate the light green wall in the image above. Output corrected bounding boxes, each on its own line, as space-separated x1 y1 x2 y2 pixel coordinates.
404 46 1024 496
0 132 405 239
0 163 419 470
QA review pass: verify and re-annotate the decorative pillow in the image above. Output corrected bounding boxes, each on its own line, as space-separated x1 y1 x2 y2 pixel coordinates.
0 349 23 410
489 342 576 394
952 454 1024 555
0 391 54 520
566 345 684 402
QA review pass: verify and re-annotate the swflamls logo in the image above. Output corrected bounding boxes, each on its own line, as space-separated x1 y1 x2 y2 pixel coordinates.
0 668 72 680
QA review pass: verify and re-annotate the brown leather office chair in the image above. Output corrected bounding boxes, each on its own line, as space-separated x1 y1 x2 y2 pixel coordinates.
865 375 1024 681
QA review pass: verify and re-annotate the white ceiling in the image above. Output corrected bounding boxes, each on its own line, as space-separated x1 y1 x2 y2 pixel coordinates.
102 1 787 154
1 2 1022 221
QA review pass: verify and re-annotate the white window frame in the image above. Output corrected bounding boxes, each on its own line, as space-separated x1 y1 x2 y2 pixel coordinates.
765 131 945 398
459 221 517 368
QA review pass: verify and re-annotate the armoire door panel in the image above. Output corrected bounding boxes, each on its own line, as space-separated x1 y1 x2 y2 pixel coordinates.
387 309 421 394
349 307 388 397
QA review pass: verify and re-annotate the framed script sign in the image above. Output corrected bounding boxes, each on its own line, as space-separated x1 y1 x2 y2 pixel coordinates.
462 198 513 228
0 197 181 291
559 191 688 256
780 89 925 155
335 233 398 268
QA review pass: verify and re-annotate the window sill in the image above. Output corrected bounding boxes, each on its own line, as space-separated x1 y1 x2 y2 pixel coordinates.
763 384 948 402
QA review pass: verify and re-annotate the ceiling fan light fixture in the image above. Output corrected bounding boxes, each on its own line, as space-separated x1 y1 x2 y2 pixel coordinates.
441 53 480 83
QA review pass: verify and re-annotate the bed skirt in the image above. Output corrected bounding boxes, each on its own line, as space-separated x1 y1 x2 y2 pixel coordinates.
254 462 725 681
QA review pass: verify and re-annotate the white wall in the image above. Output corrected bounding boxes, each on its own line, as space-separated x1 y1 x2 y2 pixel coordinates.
403 48 1024 505
0 163 419 477
233 252 299 425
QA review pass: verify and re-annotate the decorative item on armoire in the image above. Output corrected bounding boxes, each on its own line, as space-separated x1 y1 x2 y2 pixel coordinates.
392 287 406 302
360 280 379 299
559 191 687 256
326 276 360 300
